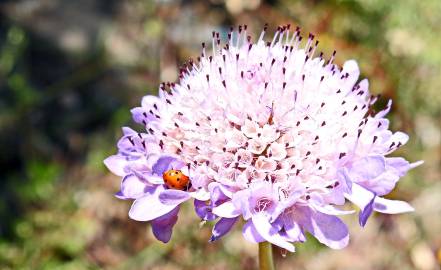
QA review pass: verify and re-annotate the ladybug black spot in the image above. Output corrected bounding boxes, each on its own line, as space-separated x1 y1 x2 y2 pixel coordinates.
177 178 181 182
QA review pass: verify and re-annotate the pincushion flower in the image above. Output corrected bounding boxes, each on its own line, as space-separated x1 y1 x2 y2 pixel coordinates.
104 24 422 253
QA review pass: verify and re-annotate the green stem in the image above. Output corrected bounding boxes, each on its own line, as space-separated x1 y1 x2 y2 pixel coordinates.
258 242 275 270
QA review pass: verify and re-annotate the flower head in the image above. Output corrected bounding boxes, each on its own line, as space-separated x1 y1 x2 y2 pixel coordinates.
105 24 422 250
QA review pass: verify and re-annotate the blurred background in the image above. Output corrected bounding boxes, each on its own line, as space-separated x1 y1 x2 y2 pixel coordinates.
0 0 440 269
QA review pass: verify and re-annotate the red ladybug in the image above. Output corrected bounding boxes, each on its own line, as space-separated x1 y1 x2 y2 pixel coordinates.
163 169 190 190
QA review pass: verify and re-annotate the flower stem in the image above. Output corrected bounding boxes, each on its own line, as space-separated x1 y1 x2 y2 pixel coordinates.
259 242 275 270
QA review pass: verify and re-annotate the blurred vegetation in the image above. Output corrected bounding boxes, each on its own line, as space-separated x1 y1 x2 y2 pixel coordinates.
0 0 439 269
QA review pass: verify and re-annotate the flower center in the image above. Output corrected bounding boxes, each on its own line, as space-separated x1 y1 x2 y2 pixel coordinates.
254 197 273 213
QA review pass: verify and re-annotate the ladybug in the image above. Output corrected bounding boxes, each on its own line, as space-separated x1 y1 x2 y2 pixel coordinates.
163 169 190 190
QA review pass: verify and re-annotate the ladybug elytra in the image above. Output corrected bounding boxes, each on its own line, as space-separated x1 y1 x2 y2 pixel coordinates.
163 169 190 190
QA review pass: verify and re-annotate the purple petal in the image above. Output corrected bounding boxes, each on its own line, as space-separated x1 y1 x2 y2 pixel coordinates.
345 183 376 211
213 201 241 218
297 206 349 249
209 217 238 242
373 197 414 214
386 158 423 179
152 156 177 175
194 199 216 221
117 127 138 151
158 189 190 205
368 171 400 196
145 173 164 185
386 157 411 177
114 191 126 200
131 107 153 124
252 214 295 252
359 195 375 227
270 187 304 222
209 183 229 205
208 182 235 198
336 168 353 193
410 160 424 169
312 204 355 216
280 214 305 242
349 155 386 182
189 189 211 201
104 155 127 176
345 183 376 226
129 186 178 221
117 138 134 152
242 220 265 243
122 126 136 136
232 189 252 220
120 174 148 199
151 206 179 243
